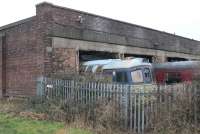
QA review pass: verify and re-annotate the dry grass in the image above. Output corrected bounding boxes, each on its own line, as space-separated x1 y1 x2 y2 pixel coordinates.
1 82 200 134
149 86 200 134
0 98 26 114
14 96 128 133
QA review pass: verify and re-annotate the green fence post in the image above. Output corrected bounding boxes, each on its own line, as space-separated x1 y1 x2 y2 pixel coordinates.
36 76 45 96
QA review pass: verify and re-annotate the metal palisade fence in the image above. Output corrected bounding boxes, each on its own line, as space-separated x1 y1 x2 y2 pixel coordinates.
36 77 199 134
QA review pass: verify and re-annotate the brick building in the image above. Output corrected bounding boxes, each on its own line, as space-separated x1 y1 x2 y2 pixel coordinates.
0 2 200 97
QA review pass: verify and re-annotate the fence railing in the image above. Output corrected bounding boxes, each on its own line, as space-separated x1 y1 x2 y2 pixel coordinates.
36 77 199 134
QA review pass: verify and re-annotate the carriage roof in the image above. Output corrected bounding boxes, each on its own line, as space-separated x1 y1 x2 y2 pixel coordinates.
83 58 151 72
102 58 151 70
153 61 200 70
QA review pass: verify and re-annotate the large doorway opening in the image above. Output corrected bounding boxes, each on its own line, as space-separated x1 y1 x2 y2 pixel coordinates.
124 54 153 63
167 57 188 62
2 35 6 97
79 50 117 62
79 51 153 63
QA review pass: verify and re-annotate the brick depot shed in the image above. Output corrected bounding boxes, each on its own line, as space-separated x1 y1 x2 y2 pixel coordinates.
0 2 200 97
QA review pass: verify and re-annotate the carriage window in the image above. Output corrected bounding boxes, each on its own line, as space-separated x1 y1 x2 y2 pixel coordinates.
166 72 181 84
86 66 93 72
115 72 128 83
143 68 152 83
131 69 144 83
96 65 103 73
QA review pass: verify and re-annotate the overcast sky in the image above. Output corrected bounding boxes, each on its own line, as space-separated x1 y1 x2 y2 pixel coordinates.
0 0 199 41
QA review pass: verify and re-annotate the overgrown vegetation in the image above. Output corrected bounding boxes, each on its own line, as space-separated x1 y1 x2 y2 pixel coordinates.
0 97 123 134
25 97 125 134
49 72 113 83
1 81 200 134
0 99 93 134
150 83 200 134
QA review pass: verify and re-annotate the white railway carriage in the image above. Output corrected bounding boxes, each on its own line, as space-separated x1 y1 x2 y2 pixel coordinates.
83 58 153 84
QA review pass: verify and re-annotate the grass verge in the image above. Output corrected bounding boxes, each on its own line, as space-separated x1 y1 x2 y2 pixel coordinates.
0 113 93 134
0 113 64 134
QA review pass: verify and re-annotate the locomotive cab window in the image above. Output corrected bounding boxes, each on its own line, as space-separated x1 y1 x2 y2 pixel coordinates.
131 69 144 83
115 71 128 83
143 68 152 83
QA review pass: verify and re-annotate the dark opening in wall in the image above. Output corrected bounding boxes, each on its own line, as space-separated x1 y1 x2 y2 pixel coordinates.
79 50 117 62
167 57 188 62
79 51 153 63
2 35 6 97
124 54 153 63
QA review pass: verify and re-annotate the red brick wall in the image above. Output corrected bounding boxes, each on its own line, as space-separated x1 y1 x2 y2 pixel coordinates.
1 18 45 96
36 3 79 76
52 48 77 74
0 36 2 97
0 3 80 97
36 3 54 76
0 4 55 96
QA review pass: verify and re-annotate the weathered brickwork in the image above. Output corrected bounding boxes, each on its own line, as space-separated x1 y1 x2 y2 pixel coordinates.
0 35 3 97
0 18 45 96
0 11 49 96
46 3 200 55
52 48 77 74
0 2 200 97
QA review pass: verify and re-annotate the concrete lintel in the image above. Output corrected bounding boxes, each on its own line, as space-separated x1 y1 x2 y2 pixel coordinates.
52 37 200 60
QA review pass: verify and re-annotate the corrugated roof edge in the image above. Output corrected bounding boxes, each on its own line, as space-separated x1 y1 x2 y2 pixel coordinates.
38 2 200 42
0 16 35 31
